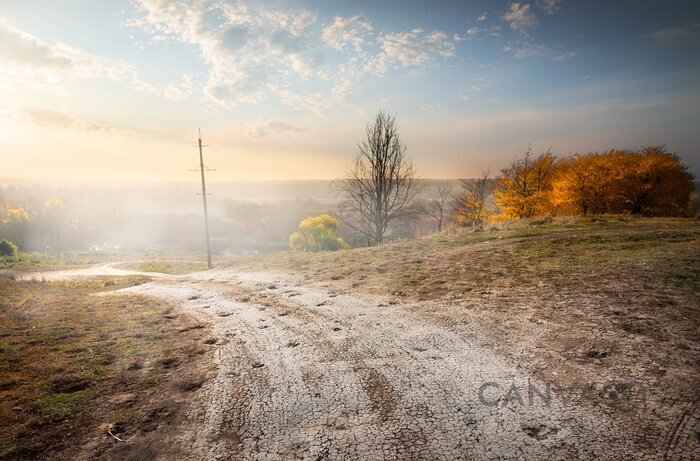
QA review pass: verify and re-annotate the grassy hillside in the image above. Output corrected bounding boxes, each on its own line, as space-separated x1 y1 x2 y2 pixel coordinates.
0 278 213 460
227 216 700 405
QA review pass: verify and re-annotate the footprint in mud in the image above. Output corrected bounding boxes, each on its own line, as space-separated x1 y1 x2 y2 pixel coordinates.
522 424 558 441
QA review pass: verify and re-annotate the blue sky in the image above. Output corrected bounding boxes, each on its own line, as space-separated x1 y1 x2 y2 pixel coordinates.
0 0 698 180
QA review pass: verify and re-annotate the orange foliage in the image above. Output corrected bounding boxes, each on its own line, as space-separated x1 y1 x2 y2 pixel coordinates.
493 149 559 219
551 146 694 216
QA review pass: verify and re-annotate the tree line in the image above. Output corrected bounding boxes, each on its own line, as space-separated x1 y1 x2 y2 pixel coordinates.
491 146 694 220
317 111 696 250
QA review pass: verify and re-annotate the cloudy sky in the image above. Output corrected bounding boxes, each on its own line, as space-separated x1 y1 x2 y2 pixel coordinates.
1 0 698 180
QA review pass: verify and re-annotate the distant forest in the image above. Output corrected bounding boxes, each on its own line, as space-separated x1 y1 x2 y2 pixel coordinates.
1 146 697 254
0 179 453 253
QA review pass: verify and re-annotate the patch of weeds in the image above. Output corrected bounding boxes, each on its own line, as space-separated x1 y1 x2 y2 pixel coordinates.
0 279 210 460
32 389 93 419
109 407 145 427
665 270 698 285
134 375 162 389
155 356 180 368
137 262 173 273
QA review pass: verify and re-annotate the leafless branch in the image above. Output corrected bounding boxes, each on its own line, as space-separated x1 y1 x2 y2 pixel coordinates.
335 111 422 245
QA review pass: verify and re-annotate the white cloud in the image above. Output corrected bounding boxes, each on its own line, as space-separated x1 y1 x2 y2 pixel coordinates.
366 28 456 76
466 27 481 38
502 41 546 58
331 59 364 101
21 108 134 135
0 21 190 101
245 119 305 138
0 22 137 81
537 0 560 15
161 73 195 101
127 0 325 108
650 23 700 42
322 16 372 51
476 13 487 22
0 23 72 68
502 40 576 60
462 24 501 41
503 3 537 33
420 103 439 111
125 1 462 112
551 51 576 61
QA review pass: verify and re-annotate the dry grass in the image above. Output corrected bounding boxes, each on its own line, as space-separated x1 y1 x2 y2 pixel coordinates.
116 260 209 275
0 252 209 273
0 277 212 460
223 216 700 404
224 217 699 297
0 253 112 271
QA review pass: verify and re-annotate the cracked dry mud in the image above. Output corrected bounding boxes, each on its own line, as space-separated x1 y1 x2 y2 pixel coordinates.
81 266 693 461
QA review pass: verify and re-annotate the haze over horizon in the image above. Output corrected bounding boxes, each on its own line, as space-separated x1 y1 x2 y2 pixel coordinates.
1 0 699 181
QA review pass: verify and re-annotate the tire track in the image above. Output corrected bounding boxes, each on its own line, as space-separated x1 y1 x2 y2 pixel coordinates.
123 270 674 460
22 262 693 460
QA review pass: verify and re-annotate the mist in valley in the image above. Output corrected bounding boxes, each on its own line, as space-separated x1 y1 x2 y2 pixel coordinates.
0 178 455 255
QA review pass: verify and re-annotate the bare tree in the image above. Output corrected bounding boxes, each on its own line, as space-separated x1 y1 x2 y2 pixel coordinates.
337 111 421 246
452 169 493 227
423 182 453 232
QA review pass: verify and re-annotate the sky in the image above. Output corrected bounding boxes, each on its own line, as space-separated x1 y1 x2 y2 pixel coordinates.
0 0 698 180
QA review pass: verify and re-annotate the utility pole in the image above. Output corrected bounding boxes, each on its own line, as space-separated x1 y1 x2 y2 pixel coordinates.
197 128 212 269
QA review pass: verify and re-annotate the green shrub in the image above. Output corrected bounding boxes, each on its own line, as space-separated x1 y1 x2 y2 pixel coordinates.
0 239 19 257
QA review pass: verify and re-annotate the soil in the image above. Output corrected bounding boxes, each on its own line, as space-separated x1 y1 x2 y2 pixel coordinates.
7 218 699 460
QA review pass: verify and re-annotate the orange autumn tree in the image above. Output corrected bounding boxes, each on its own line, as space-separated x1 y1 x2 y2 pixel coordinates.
552 152 626 215
493 148 559 219
625 146 694 215
552 147 693 216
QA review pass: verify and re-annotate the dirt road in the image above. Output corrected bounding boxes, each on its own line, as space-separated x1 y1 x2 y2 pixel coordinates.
23 264 697 460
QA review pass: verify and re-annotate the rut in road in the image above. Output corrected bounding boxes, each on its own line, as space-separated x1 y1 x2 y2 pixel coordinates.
119 270 668 461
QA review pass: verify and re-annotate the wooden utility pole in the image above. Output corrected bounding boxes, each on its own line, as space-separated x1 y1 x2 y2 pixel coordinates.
198 129 212 269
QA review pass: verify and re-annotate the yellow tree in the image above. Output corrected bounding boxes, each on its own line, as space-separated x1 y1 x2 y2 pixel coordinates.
1 207 29 224
0 206 30 251
494 148 558 219
289 214 349 252
552 154 613 215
